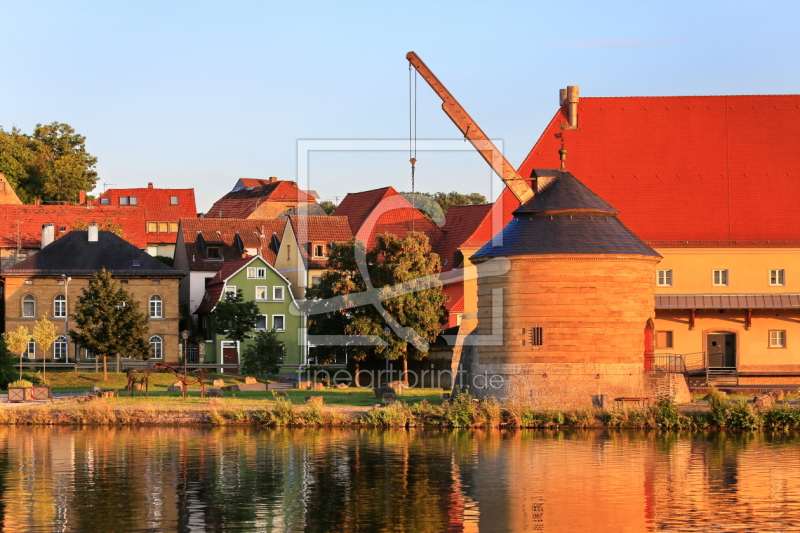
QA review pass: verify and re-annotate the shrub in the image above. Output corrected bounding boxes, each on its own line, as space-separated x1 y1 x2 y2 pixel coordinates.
271 397 296 425
8 379 33 388
443 392 478 427
363 402 412 427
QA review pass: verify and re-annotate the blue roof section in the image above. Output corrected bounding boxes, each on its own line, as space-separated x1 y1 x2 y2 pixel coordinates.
473 171 659 260
515 171 617 214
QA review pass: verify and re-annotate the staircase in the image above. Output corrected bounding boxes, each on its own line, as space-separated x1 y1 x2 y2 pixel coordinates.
706 367 739 386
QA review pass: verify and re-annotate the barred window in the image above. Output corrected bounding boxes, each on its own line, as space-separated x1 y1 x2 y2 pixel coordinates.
529 326 543 347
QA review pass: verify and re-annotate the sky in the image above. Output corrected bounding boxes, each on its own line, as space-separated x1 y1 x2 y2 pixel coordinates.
1 0 799 213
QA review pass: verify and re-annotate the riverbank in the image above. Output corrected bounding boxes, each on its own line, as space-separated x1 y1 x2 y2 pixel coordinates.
2 389 800 430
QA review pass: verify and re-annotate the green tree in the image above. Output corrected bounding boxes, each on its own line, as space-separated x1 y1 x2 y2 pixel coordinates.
319 200 337 215
0 337 19 387
306 231 447 383
0 122 98 204
2 325 32 381
241 330 285 376
212 289 260 344
400 191 487 219
69 269 149 380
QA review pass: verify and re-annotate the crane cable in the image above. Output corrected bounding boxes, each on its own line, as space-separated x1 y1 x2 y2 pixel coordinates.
409 63 417 231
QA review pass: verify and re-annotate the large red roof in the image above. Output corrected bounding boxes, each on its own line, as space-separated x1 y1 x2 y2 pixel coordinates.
0 204 147 249
518 94 800 246
287 215 353 269
178 218 286 271
207 181 316 218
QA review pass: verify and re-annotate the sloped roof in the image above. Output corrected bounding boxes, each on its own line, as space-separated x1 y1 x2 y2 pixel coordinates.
443 283 464 313
656 293 800 309
472 171 660 260
91 187 197 220
518 94 800 246
207 181 316 218
195 257 255 314
333 186 444 249
0 204 147 250
435 204 493 271
4 230 182 276
287 215 353 269
179 218 286 271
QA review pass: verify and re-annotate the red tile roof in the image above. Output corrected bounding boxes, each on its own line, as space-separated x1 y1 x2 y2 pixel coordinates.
195 257 267 314
333 187 444 249
179 218 286 271
518 94 800 246
443 283 464 313
287 215 353 269
207 181 316 218
0 204 147 250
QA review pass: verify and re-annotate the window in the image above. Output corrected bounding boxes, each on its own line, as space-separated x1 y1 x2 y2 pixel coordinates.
54 294 66 318
657 270 673 287
120 196 129 205
147 246 159 256
255 286 267 300
312 276 322 286
24 341 36 359
85 348 95 360
224 286 236 299
247 267 257 279
129 196 138 205
100 198 110 204
529 325 543 346
169 222 178 232
770 330 787 348
313 244 325 258
256 315 267 330
170 196 179 205
656 331 674 349
148 222 158 233
151 279 161 285
149 295 163 318
770 269 786 286
273 286 284 301
272 315 285 331
150 336 163 359
158 222 168 233
54 336 67 359
22 295 35 318
713 269 728 286
257 268 266 279
206 246 221 260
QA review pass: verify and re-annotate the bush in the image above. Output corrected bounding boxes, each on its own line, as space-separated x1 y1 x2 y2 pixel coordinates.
0 338 17 388
363 402 412 427
8 379 33 388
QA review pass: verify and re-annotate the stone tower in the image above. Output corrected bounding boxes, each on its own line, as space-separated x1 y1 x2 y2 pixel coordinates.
465 170 662 408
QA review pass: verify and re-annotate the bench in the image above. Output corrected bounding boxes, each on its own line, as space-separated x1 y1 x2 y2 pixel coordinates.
614 397 652 409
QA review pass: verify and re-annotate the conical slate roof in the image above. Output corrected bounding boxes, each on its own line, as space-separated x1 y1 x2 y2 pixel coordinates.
472 171 660 260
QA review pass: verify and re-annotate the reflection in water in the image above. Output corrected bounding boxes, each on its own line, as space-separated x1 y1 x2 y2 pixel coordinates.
0 426 799 532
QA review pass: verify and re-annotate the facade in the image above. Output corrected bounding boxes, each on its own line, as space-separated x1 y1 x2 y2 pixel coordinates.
91 183 197 258
206 177 324 219
173 218 286 315
274 215 353 300
517 91 800 384
2 227 184 362
194 256 304 369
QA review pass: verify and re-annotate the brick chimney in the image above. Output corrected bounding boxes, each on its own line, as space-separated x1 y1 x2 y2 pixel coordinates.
88 223 99 242
42 223 55 248
148 182 153 189
269 177 277 184
559 88 568 106
79 190 86 205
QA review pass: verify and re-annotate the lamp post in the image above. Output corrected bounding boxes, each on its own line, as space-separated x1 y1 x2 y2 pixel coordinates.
61 275 71 364
181 329 189 374
383 326 391 386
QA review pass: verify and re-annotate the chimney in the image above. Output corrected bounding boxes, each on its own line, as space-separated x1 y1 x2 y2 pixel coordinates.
567 85 580 128
559 88 567 106
34 199 40 206
42 223 55 248
79 190 86 205
88 223 99 242
148 182 153 189
269 177 277 184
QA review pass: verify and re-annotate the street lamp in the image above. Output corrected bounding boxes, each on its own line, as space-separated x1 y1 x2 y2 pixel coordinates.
61 275 71 364
181 329 189 374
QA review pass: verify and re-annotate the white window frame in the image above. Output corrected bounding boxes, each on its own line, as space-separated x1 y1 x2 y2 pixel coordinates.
712 269 729 286
313 244 325 258
224 286 237 300
247 267 257 279
272 314 285 332
273 286 284 301
656 269 673 287
256 314 267 331
769 330 786 348
255 286 268 301
85 348 95 360
149 295 163 318
311 276 322 286
54 294 66 318
150 335 163 359
24 341 36 359
256 267 266 279
54 336 67 359
22 294 36 318
770 269 786 286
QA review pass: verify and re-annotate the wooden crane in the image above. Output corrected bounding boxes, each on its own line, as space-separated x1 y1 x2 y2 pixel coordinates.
406 51 534 204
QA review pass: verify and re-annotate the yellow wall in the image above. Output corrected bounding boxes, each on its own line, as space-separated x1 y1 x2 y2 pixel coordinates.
274 223 306 300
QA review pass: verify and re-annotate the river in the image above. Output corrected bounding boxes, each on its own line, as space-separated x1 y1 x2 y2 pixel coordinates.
1 426 799 532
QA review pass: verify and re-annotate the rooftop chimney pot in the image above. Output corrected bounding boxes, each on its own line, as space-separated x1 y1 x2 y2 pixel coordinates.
148 182 153 189
559 88 567 106
42 223 55 249
269 177 277 183
88 223 99 243
567 86 580 128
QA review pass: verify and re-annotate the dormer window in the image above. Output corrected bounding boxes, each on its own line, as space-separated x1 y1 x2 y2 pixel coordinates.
206 246 222 260
119 196 138 206
100 198 110 204
313 244 325 258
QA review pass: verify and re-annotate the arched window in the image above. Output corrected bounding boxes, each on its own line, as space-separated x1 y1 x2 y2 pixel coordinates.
150 336 163 359
54 336 67 359
22 295 36 318
149 295 162 318
54 295 66 318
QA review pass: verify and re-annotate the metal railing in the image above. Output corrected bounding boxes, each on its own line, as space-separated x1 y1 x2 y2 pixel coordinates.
644 353 687 374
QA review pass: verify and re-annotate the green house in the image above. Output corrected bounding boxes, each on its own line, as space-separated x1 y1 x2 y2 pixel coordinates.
195 256 305 370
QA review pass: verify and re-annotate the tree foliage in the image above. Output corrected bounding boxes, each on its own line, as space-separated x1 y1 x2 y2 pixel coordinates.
212 289 260 343
306 231 448 364
400 191 487 217
319 200 337 215
0 338 17 388
70 218 125 238
1 326 31 382
241 330 285 376
0 122 99 204
70 269 149 378
33 315 58 381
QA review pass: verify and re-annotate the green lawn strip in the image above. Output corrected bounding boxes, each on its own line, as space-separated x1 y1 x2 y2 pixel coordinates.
29 372 271 391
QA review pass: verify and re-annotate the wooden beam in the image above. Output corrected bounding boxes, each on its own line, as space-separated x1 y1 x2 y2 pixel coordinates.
746 308 752 330
689 309 696 330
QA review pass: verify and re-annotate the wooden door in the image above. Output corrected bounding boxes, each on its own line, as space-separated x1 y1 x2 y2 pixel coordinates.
222 343 238 374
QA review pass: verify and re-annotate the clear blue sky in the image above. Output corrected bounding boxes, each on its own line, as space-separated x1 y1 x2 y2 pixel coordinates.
2 0 798 213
